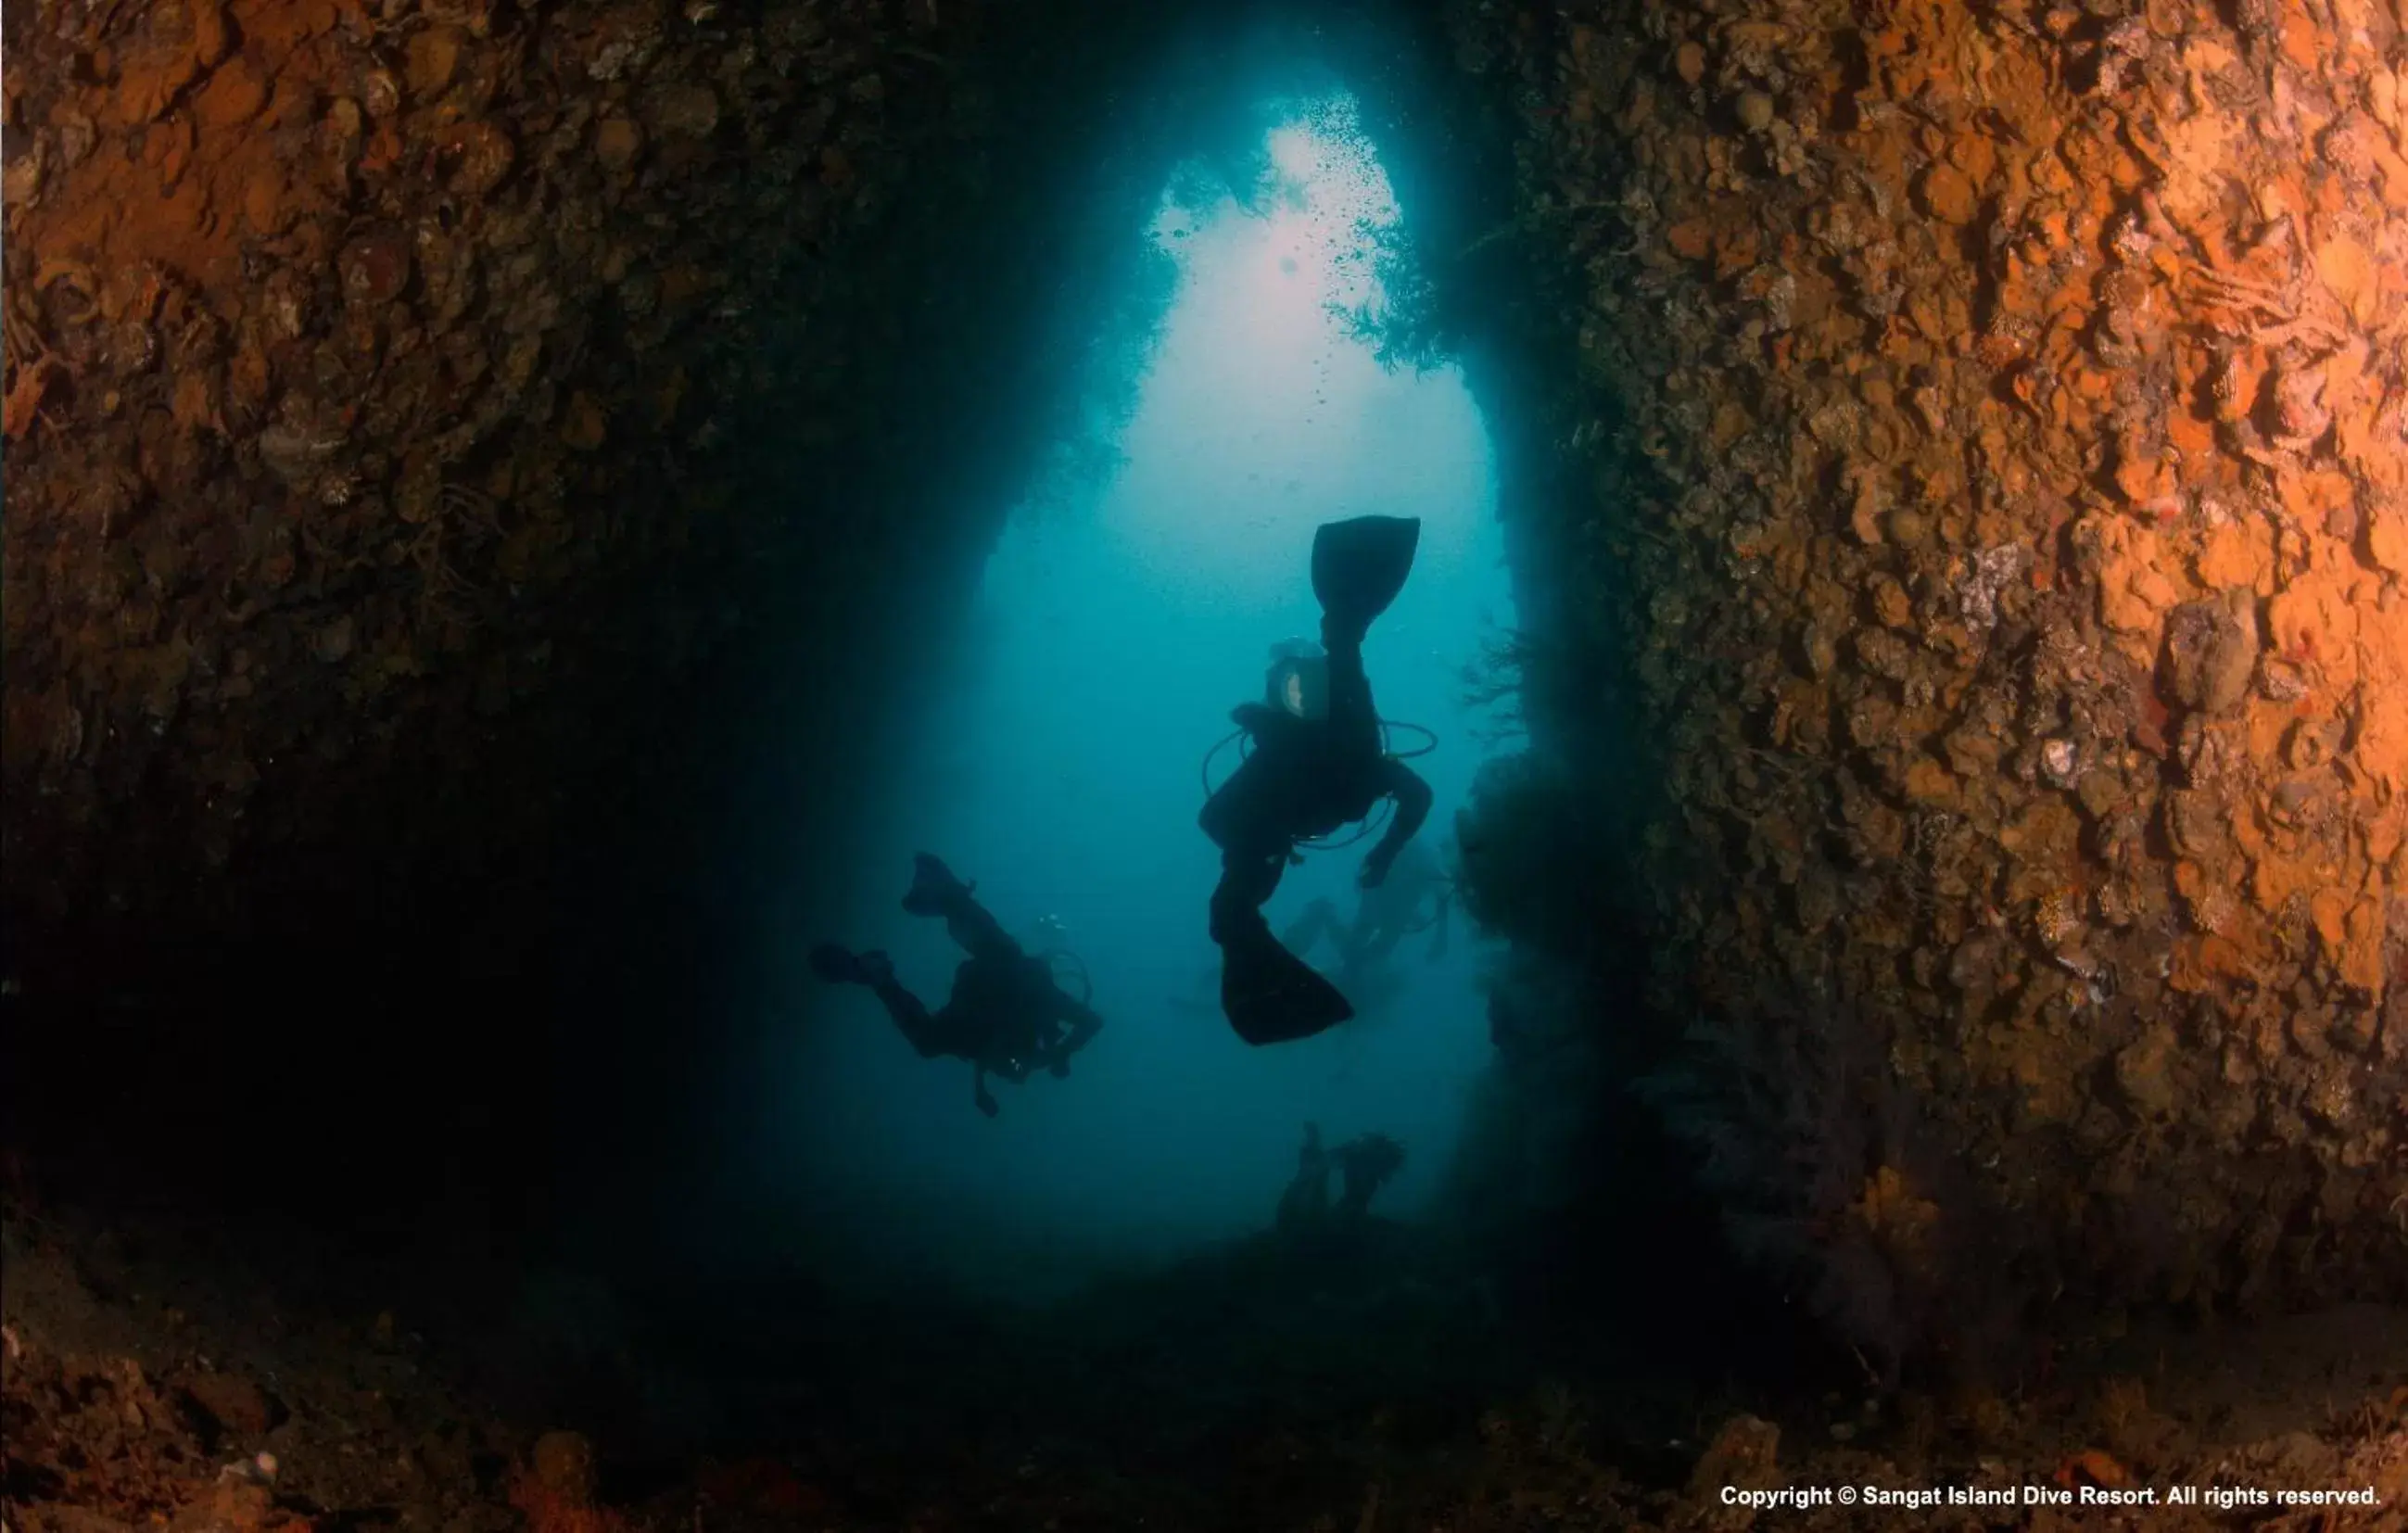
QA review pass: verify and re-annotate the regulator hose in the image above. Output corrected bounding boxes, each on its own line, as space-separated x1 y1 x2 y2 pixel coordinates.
1041 948 1093 1006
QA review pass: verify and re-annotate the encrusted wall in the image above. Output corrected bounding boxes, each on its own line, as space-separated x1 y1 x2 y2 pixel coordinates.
1446 0 2408 1367
0 0 1431 953
0 0 1187 1216
1 0 1011 935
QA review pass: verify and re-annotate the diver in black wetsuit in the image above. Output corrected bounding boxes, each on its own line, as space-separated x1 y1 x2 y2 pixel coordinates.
812 854 1104 1117
1199 515 1434 1045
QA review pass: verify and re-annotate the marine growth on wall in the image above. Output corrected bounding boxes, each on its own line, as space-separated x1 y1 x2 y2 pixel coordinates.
1446 0 2408 1369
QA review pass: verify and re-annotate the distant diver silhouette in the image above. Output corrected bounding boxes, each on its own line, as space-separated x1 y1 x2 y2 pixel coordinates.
1275 1122 1406 1236
1283 837 1454 987
811 854 1103 1117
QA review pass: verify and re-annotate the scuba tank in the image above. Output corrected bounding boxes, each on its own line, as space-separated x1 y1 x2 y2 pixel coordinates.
1030 914 1092 1005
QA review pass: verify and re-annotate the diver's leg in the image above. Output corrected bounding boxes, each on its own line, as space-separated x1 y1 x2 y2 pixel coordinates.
905 853 1023 962
1210 846 1288 947
1213 847 1356 1044
1319 626 1383 762
809 944 875 985
943 895 1022 965
865 973 954 1059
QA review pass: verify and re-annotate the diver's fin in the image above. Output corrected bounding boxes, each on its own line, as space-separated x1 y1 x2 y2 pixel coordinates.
1221 931 1355 1046
1311 516 1422 638
903 852 972 916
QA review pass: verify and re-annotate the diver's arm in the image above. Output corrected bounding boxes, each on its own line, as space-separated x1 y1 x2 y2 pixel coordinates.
973 1065 1000 1118
1362 759 1433 881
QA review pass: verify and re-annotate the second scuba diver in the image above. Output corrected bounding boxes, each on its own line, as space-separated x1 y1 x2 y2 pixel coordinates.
1282 835 1454 988
1199 514 1434 1045
811 853 1105 1117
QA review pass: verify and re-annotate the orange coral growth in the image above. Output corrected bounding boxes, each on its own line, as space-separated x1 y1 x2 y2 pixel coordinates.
1849 1167 1940 1269
506 1468 630 1533
2053 1449 2131 1491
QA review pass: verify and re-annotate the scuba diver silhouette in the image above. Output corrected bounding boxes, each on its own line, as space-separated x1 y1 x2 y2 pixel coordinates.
1199 515 1434 1045
1275 1122 1407 1237
1283 837 1454 987
1332 1131 1407 1220
811 854 1104 1117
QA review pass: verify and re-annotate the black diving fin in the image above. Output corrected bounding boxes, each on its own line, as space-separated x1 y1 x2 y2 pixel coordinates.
1311 516 1422 637
1221 929 1355 1046
902 852 974 917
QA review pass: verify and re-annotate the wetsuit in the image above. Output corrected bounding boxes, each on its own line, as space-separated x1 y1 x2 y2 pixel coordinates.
1200 622 1433 959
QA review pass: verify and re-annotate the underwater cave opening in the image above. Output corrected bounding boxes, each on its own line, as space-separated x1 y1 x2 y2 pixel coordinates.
767 88 1520 1305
